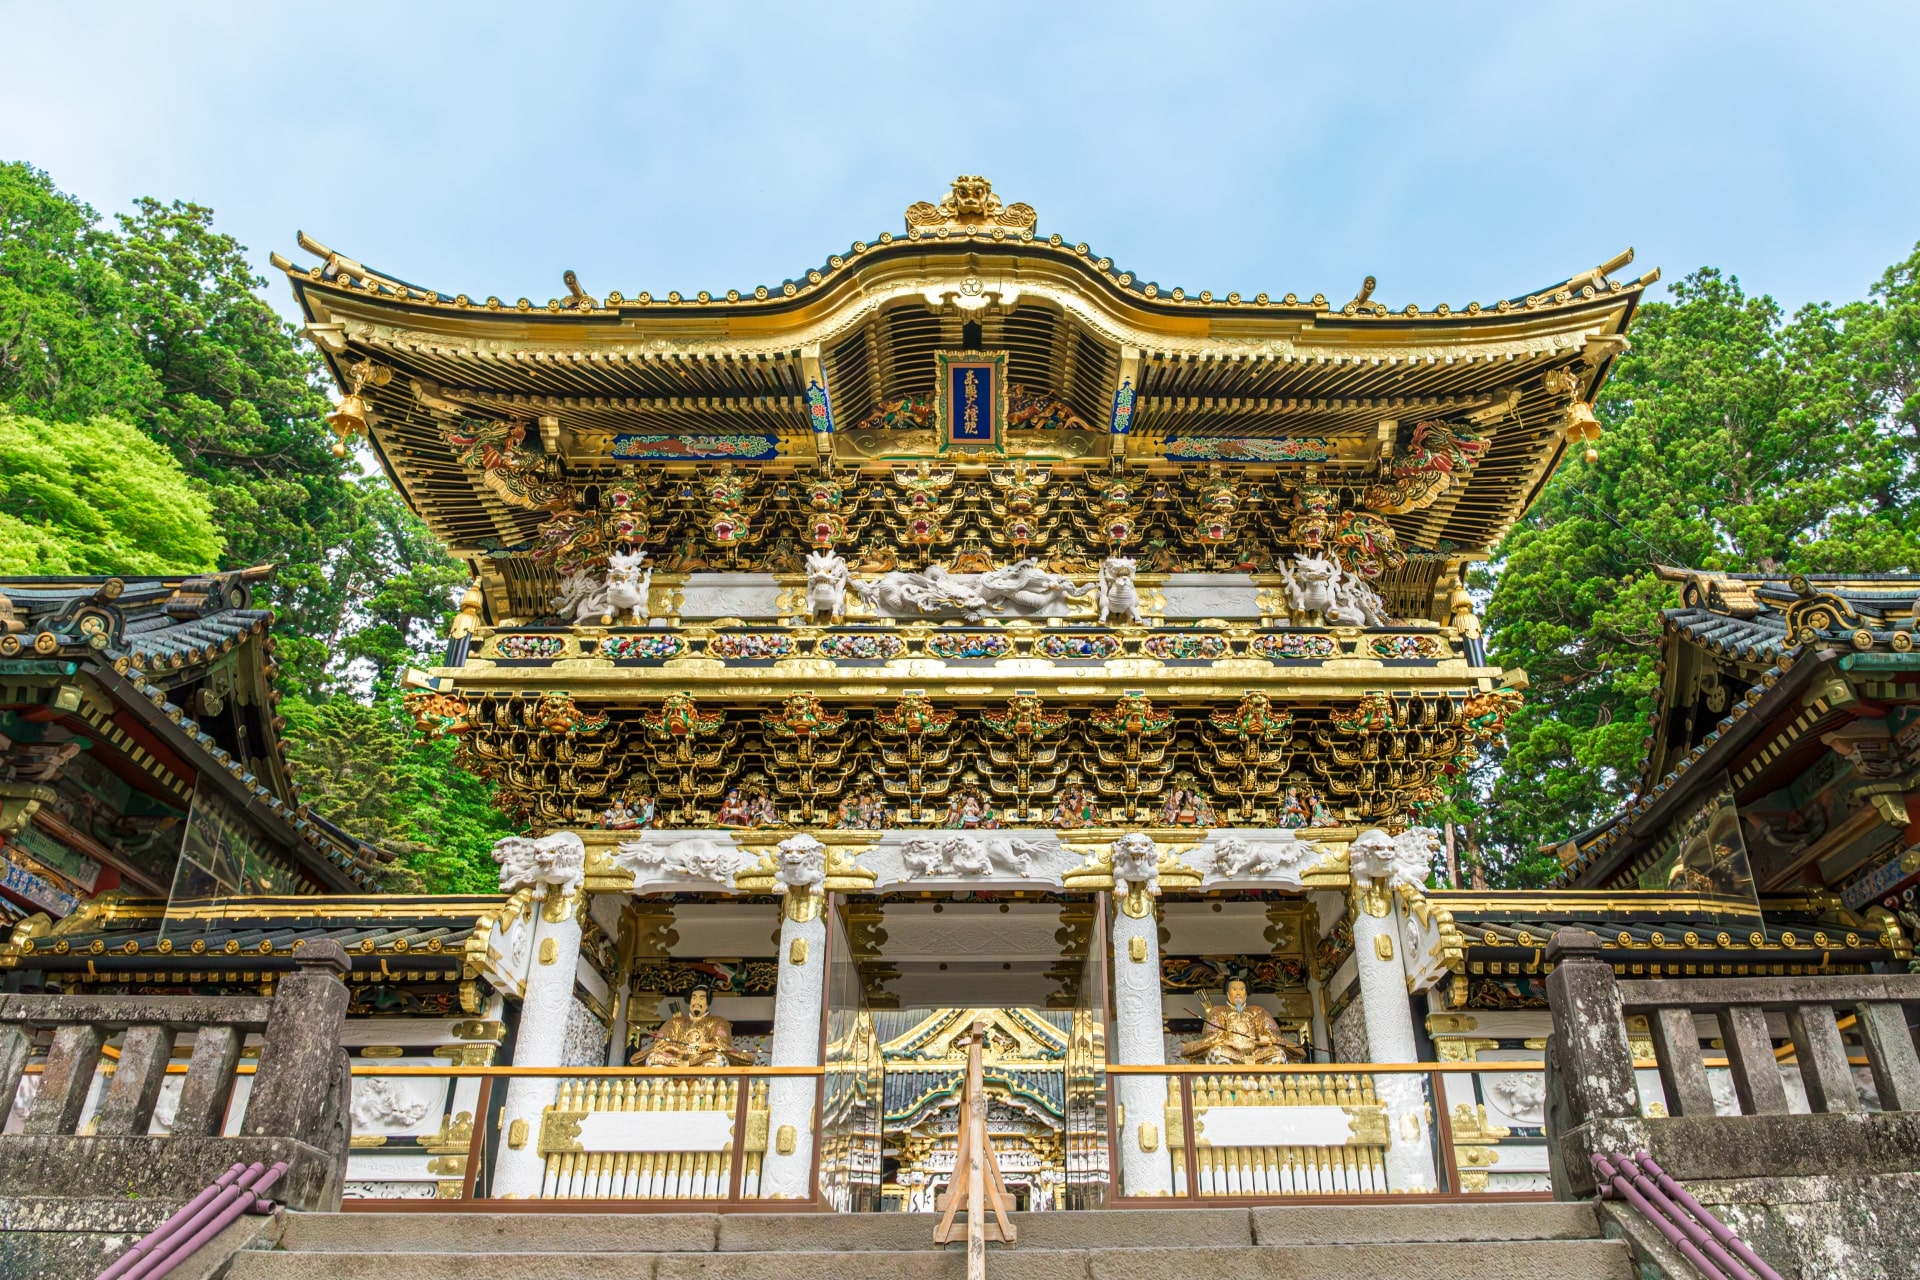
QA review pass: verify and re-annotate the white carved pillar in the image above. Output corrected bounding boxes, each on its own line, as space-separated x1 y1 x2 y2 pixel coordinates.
1348 827 1440 1193
489 832 587 1199
761 834 830 1199
1108 833 1174 1196
1306 971 1331 1060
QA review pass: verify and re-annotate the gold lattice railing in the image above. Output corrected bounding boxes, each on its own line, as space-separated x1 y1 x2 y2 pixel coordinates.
540 1075 771 1199
1166 1071 1389 1194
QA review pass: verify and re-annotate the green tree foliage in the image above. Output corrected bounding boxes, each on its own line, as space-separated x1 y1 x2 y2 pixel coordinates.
1 160 516 889
280 689 516 893
1469 253 1920 884
0 165 155 421
0 409 224 574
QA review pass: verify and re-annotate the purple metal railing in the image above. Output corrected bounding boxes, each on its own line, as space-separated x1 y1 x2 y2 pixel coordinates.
1593 1151 1782 1280
95 1159 287 1280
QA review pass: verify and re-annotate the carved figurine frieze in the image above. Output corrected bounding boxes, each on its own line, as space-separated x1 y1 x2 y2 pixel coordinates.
1179 979 1304 1065
634 987 750 1067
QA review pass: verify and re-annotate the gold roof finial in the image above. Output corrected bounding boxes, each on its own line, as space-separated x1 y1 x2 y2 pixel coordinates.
906 175 1036 234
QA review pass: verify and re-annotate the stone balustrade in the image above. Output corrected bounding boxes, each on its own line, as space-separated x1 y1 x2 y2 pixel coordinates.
0 940 353 1214
1543 927 1920 1277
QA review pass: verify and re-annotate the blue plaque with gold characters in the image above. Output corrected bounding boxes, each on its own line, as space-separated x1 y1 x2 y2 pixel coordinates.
935 350 1008 453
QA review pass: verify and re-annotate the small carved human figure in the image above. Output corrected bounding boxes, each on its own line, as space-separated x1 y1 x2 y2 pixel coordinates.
634 987 749 1067
1052 778 1098 828
1179 979 1304 1065
1157 783 1217 828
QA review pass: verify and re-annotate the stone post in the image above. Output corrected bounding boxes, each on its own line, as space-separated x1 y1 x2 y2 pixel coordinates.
1348 828 1440 1192
762 833 830 1199
489 832 588 1199
243 940 350 1148
1543 928 1640 1124
1109 832 1175 1196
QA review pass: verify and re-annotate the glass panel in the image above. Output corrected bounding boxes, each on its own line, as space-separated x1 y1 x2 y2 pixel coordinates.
821 900 882 1210
1637 773 1764 929
158 779 286 949
1063 894 1109 1208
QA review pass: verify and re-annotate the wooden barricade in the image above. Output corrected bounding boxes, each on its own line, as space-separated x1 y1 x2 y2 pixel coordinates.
934 1020 1016 1277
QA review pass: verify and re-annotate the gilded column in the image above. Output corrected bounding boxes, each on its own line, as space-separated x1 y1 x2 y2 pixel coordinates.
761 834 830 1199
1108 832 1174 1196
489 832 588 1199
1348 828 1440 1192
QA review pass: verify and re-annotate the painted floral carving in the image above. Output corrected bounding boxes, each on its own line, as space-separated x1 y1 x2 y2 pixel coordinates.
493 633 568 660
600 634 685 661
707 632 794 660
1367 634 1445 660
816 633 904 661
1035 633 1121 660
1252 633 1338 660
926 632 1013 660
1143 633 1228 660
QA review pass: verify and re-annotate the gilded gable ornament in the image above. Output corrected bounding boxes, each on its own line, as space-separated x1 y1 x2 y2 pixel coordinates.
905 176 1037 234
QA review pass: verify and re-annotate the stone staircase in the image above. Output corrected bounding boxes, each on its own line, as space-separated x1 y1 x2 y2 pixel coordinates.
230 1203 1635 1279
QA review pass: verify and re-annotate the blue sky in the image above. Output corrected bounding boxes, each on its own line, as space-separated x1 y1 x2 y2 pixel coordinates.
3 2 1915 321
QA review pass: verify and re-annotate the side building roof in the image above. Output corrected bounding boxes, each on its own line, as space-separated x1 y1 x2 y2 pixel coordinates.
0 569 395 915
1554 567 1920 896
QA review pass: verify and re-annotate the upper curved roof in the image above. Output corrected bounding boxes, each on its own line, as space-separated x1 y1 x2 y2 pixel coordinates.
276 176 1656 574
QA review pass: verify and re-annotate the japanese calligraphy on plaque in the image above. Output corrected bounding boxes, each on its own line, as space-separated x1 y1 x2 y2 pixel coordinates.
935 350 1008 454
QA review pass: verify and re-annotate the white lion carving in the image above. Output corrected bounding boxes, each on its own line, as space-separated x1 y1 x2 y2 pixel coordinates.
1210 833 1323 879
1110 831 1161 899
492 831 586 898
901 838 947 878
900 834 1044 879
773 832 828 895
805 550 850 622
1348 827 1440 891
1098 556 1139 625
603 548 652 624
611 835 749 888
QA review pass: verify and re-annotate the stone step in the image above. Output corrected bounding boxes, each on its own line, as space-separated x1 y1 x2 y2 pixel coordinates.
232 1239 1635 1280
273 1201 1600 1254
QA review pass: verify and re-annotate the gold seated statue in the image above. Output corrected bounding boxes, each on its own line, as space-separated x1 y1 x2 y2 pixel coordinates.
632 986 753 1067
1178 979 1306 1066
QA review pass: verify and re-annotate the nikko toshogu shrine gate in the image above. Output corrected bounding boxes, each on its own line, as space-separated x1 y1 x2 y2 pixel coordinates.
305 173 1643 1206
8 179 1917 1250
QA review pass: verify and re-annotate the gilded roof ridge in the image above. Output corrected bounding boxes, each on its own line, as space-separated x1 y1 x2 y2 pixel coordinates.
275 174 1657 327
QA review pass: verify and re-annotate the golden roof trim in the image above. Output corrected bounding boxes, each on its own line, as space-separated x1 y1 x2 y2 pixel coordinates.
280 174 1653 334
